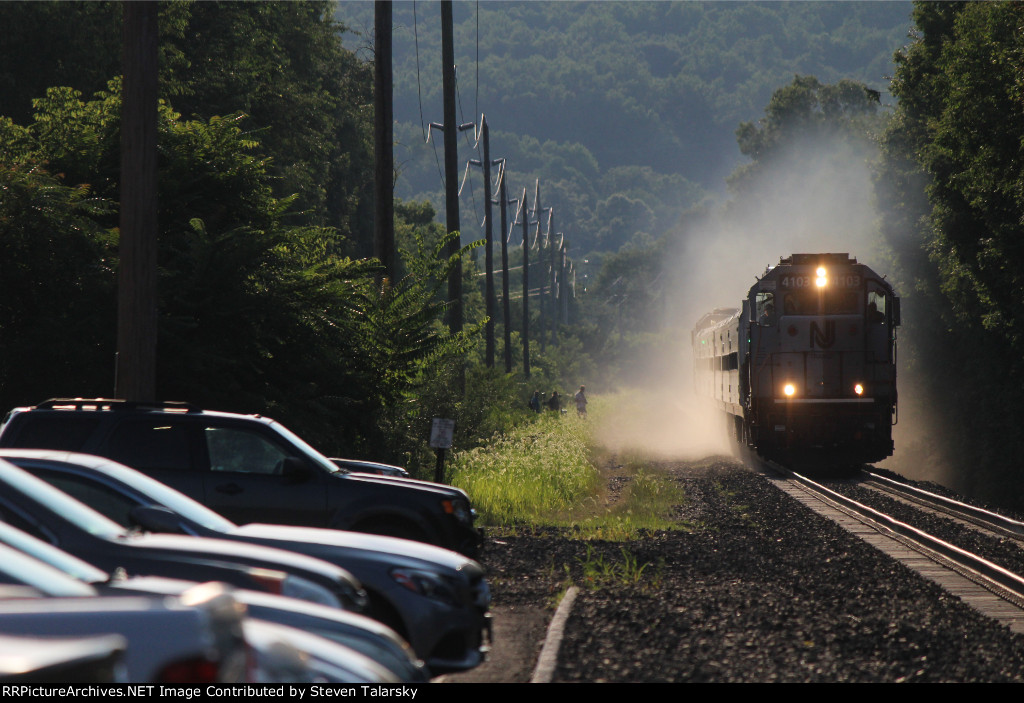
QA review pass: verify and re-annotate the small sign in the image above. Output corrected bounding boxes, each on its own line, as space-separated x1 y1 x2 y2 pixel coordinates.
430 418 455 449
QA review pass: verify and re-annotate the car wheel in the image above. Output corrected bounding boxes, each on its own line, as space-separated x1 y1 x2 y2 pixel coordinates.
366 592 408 640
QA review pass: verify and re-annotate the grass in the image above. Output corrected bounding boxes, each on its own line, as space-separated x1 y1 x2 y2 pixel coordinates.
449 395 690 539
449 394 691 592
447 408 601 525
576 544 664 592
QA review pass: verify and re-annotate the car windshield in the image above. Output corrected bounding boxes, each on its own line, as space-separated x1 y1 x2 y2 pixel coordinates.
0 460 125 540
267 420 341 475
0 543 98 597
0 520 108 585
76 457 237 532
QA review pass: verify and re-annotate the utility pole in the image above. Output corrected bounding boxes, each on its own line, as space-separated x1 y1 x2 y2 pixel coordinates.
519 188 531 378
441 1 461 339
547 212 557 346
533 181 548 353
559 235 568 325
117 1 158 402
480 117 495 368
428 1 475 395
496 161 513 373
373 1 395 284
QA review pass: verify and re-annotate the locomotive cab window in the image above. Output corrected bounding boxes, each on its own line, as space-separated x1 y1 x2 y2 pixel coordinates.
867 290 887 324
756 292 775 326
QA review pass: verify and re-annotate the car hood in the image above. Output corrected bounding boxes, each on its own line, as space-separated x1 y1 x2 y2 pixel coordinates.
230 523 476 573
126 533 360 586
334 472 470 500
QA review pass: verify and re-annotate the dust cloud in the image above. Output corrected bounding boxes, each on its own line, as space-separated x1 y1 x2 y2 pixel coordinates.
593 131 926 467
594 389 734 460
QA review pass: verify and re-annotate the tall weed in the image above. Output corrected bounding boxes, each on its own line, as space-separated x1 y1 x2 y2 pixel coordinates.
449 410 600 524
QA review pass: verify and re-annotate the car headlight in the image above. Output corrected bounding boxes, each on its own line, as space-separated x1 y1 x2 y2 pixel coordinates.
442 498 473 526
390 568 459 606
281 575 342 609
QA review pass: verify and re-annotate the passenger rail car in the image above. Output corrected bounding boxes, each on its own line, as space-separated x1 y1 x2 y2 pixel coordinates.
692 253 899 463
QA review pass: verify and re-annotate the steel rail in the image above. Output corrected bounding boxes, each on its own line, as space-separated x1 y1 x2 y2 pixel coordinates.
863 471 1024 538
778 467 1024 601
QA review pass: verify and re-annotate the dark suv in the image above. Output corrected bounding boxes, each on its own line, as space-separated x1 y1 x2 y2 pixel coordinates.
0 399 481 557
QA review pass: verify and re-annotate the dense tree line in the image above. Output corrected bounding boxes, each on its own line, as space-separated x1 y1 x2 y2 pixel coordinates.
0 1 477 469
876 1 1024 505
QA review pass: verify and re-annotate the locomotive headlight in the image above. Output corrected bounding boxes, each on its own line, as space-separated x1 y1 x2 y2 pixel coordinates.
783 383 796 397
854 383 864 396
815 266 828 288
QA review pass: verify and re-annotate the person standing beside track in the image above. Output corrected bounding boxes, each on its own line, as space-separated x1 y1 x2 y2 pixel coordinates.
574 385 588 417
529 390 542 413
546 391 561 413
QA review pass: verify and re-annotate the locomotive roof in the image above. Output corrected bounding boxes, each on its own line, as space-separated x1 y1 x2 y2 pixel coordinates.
780 253 856 266
755 252 894 293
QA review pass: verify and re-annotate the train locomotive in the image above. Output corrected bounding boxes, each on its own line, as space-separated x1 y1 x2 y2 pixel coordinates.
692 253 899 464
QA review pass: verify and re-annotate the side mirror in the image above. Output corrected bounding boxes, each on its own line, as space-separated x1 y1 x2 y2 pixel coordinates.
892 297 901 326
129 504 185 534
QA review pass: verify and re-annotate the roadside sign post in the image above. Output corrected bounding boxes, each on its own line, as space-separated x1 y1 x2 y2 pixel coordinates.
430 418 455 483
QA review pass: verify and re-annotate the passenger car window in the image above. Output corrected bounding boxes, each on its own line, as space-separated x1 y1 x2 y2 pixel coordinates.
40 473 137 527
108 421 192 472
9 416 103 451
205 427 289 475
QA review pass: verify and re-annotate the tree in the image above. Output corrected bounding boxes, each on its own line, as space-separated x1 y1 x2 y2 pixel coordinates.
0 1 374 251
875 1 1024 504
731 74 882 192
0 160 117 404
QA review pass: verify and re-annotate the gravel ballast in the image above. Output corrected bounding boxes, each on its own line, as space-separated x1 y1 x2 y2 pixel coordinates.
468 456 1024 683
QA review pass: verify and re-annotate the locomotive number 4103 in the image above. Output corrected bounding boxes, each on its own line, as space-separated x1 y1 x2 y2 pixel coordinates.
780 274 861 288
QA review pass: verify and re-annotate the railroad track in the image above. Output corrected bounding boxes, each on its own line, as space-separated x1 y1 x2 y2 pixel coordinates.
760 460 1024 633
861 470 1024 539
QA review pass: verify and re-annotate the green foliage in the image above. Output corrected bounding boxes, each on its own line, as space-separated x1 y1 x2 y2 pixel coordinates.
449 397 689 541
0 0 373 250
576 545 661 591
0 76 481 470
876 1 1024 507
0 1 122 125
159 0 374 245
731 74 883 193
448 409 601 524
337 1 912 255
0 162 117 403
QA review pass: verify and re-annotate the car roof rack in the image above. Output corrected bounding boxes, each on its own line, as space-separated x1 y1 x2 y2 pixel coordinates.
35 398 203 413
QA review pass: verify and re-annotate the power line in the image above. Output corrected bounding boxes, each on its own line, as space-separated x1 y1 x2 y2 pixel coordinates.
415 1 446 188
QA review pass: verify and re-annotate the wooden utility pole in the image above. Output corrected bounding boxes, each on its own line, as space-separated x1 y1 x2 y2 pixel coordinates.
547 211 556 346
496 163 513 373
559 235 568 325
480 116 495 368
534 182 546 353
441 1 462 339
373 1 395 283
116 1 158 402
519 188 531 378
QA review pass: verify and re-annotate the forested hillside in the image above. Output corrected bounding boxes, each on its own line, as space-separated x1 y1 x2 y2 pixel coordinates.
336 1 913 255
